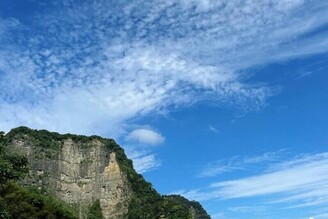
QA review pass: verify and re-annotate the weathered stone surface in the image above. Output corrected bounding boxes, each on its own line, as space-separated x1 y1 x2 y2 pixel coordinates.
9 136 132 219
4 127 211 219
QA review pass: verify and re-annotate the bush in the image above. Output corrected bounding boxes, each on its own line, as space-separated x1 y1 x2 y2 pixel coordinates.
0 182 78 219
87 200 103 219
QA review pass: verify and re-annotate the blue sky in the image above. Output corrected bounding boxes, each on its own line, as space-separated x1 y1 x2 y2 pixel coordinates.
1 0 328 218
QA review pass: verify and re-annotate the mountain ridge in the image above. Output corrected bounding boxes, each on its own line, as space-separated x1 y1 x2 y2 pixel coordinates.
0 126 210 219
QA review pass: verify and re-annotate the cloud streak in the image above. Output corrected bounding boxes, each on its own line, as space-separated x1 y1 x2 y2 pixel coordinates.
211 154 328 199
198 150 283 177
124 148 161 174
177 152 328 215
123 127 164 173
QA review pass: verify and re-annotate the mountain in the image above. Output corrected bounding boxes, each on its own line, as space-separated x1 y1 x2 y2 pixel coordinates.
0 127 210 219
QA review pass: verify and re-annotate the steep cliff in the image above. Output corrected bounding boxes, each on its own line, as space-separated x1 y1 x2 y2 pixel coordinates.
1 127 210 219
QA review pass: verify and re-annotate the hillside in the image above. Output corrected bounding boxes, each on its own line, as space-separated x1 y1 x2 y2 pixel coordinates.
0 127 210 219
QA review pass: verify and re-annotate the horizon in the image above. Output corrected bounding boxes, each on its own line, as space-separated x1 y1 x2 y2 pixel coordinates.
1 0 328 218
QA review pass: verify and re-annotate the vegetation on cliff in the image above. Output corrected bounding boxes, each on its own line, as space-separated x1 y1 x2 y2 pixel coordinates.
0 127 210 219
87 200 103 219
0 131 78 219
0 182 78 219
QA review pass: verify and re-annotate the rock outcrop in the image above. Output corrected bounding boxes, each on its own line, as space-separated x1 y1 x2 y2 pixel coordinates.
2 127 211 219
6 134 131 219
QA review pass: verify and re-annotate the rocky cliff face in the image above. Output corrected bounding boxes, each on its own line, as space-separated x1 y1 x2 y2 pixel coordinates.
3 127 211 219
6 133 131 219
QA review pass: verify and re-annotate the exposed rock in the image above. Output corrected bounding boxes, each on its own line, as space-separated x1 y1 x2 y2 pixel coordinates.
6 133 131 219
3 127 211 219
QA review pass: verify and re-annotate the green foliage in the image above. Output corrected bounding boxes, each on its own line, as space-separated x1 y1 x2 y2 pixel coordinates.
87 200 103 219
5 127 107 147
1 127 211 219
163 195 211 219
0 135 28 184
112 142 206 219
0 131 5 154
162 196 192 219
0 129 78 219
0 197 11 219
110 144 163 218
0 154 28 184
3 127 121 160
0 182 78 219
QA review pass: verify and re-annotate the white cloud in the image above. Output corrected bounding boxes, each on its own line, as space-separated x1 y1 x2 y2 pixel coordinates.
198 150 283 177
123 128 164 173
0 18 22 41
211 157 328 197
315 213 328 219
228 206 267 213
131 153 161 174
198 162 242 178
177 152 328 212
126 128 165 146
0 0 328 136
210 212 225 219
125 148 161 173
243 151 283 164
209 126 219 134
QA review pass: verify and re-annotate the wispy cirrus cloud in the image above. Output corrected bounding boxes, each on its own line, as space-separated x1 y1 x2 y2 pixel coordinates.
124 148 161 174
209 126 220 134
124 127 164 173
315 212 328 219
228 205 267 213
198 150 284 177
0 0 328 137
210 154 328 199
177 152 328 218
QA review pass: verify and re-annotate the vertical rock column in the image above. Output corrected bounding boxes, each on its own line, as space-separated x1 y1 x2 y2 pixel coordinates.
100 152 131 219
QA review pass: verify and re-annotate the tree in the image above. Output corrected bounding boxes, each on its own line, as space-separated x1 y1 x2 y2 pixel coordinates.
0 131 28 184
